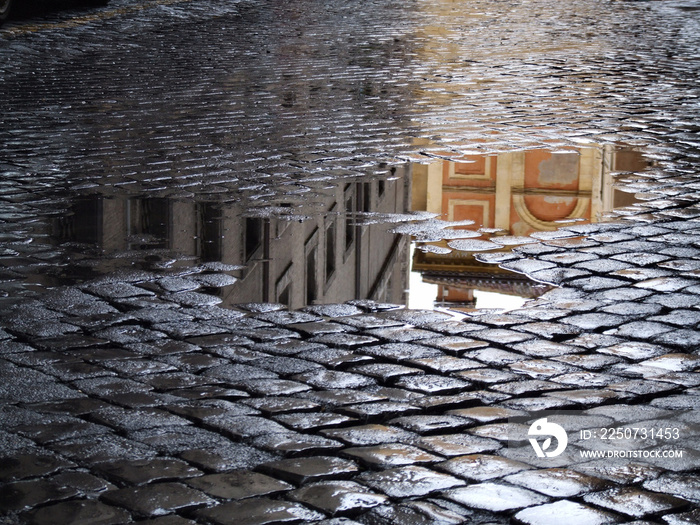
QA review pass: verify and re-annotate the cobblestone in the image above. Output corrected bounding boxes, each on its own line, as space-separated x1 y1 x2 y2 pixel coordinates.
1 0 700 522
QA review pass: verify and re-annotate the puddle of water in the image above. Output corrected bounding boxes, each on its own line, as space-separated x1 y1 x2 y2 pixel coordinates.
6 144 647 313
406 144 646 312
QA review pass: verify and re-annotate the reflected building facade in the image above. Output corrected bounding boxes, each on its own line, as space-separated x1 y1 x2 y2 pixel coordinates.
411 146 647 309
52 167 411 310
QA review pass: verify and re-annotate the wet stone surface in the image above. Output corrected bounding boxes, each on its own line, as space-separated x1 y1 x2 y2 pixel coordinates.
2 0 700 522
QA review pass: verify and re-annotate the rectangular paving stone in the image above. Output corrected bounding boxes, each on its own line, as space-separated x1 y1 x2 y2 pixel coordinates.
185 471 293 500
503 468 610 498
251 432 344 456
289 480 388 515
22 500 132 525
358 465 465 498
259 456 359 484
342 443 442 468
583 487 690 519
94 457 203 486
178 442 276 472
436 454 532 481
443 482 548 512
321 424 417 446
195 497 326 525
100 482 215 518
513 500 622 525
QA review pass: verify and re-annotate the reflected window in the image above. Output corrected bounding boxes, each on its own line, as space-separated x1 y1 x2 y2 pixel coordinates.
245 218 263 261
128 198 170 249
325 218 336 284
305 230 319 305
54 197 102 245
198 203 222 262
363 182 371 212
344 184 355 251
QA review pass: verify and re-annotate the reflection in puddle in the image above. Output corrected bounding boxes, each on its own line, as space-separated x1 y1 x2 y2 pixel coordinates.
408 145 647 312
41 145 647 313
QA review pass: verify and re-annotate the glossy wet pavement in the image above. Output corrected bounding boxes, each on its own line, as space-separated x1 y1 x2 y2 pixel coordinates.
2 0 700 524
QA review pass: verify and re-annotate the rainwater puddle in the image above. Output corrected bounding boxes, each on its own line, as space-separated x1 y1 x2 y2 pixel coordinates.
3 144 647 314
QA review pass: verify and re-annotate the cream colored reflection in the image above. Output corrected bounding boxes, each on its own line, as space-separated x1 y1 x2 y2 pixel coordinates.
410 145 647 311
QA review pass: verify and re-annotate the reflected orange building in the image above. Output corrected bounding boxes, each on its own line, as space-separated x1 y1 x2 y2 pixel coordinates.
411 146 647 309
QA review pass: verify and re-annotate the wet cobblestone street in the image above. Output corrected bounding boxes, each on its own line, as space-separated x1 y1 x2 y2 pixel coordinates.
3 0 700 523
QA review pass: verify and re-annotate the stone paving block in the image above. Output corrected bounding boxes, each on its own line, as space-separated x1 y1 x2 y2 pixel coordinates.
342 443 442 468
246 356 325 376
513 500 622 525
15 417 111 445
446 406 525 423
234 378 312 396
643 472 700 503
408 355 485 373
490 378 564 396
0 362 84 403
295 348 373 368
346 362 424 381
420 335 490 354
136 515 197 525
185 470 293 500
583 487 690 519
388 414 472 434
663 509 700 524
272 411 356 431
511 339 581 358
514 321 583 339
202 414 290 439
508 359 580 379
652 329 700 349
240 396 321 414
48 434 158 465
366 326 438 342
259 456 359 484
251 432 345 456
503 468 610 498
453 367 521 384
467 422 532 442
598 341 670 361
358 465 465 498
94 325 166 344
443 482 549 512
101 482 215 518
196 497 326 525
321 424 417 446
468 347 524 366
358 501 468 525
392 374 471 394
297 389 387 406
0 450 76 482
288 480 388 515
544 388 628 405
338 401 421 420
357 342 444 361
437 454 532 481
94 457 203 486
291 369 376 389
179 442 277 472
22 499 132 525
0 478 80 512
128 425 234 455
309 333 379 348
165 398 258 422
71 376 152 396
90 406 191 432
